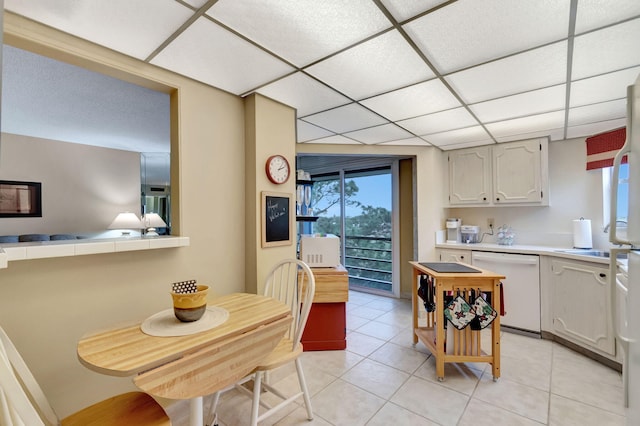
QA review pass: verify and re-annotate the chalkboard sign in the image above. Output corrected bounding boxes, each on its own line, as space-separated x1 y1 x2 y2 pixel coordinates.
261 191 292 248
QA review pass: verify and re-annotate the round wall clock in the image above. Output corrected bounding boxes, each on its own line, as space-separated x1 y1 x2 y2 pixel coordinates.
265 155 290 184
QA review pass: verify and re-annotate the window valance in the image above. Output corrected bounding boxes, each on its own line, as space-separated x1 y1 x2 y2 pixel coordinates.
585 127 627 170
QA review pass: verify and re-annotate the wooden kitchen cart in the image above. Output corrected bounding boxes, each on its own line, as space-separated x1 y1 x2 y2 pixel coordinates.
409 261 505 381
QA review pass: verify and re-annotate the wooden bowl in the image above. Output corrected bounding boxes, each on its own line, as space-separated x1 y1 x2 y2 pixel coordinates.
170 285 208 322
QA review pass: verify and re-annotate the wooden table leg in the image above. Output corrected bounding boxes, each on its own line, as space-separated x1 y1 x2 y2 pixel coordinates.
190 396 203 426
412 269 419 345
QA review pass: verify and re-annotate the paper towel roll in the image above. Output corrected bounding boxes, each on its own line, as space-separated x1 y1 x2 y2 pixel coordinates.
573 218 592 249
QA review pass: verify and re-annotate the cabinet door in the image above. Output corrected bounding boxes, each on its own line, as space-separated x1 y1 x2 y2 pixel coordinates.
437 249 472 263
551 259 614 355
493 139 542 204
448 147 491 205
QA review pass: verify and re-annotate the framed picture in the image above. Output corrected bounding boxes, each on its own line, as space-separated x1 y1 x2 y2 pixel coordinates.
261 191 293 248
0 181 42 218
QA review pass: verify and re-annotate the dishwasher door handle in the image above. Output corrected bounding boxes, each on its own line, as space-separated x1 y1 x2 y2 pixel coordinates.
472 254 538 266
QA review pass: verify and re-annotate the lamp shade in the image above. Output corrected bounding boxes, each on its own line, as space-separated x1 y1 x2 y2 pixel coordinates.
108 212 143 230
142 213 167 236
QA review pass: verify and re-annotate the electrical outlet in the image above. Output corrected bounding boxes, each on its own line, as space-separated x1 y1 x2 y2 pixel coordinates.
487 218 494 228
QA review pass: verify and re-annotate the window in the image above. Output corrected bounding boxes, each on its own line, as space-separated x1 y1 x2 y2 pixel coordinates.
602 163 629 230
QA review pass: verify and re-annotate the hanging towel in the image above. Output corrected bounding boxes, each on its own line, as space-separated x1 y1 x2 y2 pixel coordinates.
500 282 506 316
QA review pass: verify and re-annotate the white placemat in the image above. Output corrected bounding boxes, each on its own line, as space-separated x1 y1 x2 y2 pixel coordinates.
140 306 229 337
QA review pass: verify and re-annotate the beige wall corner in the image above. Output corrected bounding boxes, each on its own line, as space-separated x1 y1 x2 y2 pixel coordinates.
244 94 297 294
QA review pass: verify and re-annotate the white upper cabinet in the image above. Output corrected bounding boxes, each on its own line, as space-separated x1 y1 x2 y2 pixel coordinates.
448 137 549 207
448 146 491 205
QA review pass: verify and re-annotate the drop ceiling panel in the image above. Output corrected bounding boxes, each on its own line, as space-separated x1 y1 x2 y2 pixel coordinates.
575 0 640 34
423 126 492 146
151 18 295 95
256 72 351 117
207 0 391 67
495 128 565 142
360 79 461 121
470 85 566 123
437 139 496 151
397 107 478 135
446 41 567 104
566 118 626 139
485 111 565 138
305 30 435 100
404 0 570 73
4 0 194 60
379 0 449 23
568 99 627 127
343 124 414 145
572 18 640 80
302 103 388 134
570 66 640 107
297 120 335 142
181 0 210 8
301 135 362 145
380 137 431 146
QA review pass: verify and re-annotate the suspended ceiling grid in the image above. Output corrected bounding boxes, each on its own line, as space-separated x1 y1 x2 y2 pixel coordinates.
4 0 640 150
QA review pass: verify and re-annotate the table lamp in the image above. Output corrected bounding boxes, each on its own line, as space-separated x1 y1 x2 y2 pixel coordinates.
142 213 167 236
108 212 143 236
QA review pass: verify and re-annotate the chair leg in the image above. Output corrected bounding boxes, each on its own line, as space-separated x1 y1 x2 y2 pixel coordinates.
250 371 263 426
205 391 221 426
295 358 313 420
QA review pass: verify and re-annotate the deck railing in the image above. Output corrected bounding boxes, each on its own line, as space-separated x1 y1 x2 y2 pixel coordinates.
343 235 392 292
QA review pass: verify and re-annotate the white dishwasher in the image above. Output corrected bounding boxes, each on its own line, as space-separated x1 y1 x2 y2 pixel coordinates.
471 251 541 334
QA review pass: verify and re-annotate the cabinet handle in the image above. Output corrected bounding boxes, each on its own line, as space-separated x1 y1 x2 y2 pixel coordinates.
496 197 500 202
460 256 465 259
483 197 487 201
599 273 607 278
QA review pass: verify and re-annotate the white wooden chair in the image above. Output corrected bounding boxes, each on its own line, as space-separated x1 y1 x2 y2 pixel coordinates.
207 259 316 426
0 325 171 426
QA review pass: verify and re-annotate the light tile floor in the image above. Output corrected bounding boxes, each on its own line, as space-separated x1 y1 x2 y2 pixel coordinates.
166 290 626 425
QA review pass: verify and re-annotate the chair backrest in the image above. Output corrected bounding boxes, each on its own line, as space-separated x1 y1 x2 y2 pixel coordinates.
263 259 316 347
0 326 58 426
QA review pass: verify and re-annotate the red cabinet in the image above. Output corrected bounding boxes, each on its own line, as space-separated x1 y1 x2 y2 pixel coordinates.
301 265 348 351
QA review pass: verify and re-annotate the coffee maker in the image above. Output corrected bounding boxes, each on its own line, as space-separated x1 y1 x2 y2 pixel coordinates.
446 218 461 243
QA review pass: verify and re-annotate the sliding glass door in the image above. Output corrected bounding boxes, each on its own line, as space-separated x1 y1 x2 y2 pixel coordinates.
312 166 397 296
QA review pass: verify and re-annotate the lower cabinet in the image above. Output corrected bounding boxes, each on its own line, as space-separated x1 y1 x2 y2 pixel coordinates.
437 248 472 263
550 259 615 356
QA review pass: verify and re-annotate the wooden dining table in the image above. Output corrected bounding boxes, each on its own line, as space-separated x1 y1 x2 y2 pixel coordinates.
77 293 292 426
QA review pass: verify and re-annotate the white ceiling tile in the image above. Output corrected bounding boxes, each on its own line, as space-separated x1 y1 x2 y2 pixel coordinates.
343 124 414 145
181 0 210 8
306 30 435 100
359 79 460 121
404 0 570 73
379 0 449 22
207 0 391 67
397 107 478 135
568 99 626 127
256 73 350 117
151 18 294 95
437 140 495 150
485 111 565 138
566 118 626 139
470 85 566 123
4 0 194 60
572 18 640 80
300 135 363 145
575 0 640 34
495 128 564 142
423 126 491 146
446 41 567 104
570 66 640 107
297 120 335 142
302 103 388 134
379 137 431 146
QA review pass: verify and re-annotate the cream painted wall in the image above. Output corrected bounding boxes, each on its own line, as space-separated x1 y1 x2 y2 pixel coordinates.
0 13 246 418
0 133 140 236
447 137 611 249
245 94 297 294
